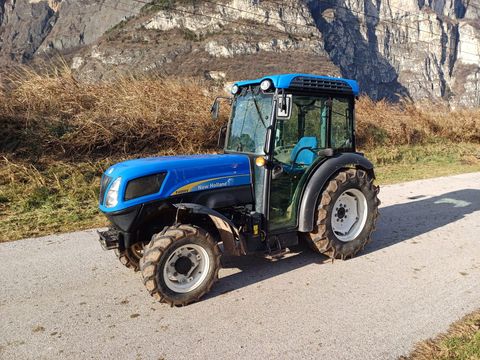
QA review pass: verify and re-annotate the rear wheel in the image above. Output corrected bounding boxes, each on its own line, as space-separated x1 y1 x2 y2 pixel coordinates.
115 242 144 271
306 168 380 259
140 224 221 306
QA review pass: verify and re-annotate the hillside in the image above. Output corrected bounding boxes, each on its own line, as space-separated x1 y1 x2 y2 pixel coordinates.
0 0 479 106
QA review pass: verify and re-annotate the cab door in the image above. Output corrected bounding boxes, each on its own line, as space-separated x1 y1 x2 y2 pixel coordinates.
268 94 352 231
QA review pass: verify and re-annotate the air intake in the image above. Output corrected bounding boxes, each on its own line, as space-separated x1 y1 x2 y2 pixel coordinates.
289 76 353 94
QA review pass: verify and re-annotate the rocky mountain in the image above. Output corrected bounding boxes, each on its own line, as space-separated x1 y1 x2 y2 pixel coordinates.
0 0 479 107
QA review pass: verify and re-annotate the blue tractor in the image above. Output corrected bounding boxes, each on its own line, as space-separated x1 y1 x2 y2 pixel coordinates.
98 74 380 305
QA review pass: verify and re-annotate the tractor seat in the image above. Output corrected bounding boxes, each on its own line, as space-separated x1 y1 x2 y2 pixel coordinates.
284 136 318 173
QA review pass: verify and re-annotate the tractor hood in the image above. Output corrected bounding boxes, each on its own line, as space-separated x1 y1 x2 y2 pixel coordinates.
99 154 252 213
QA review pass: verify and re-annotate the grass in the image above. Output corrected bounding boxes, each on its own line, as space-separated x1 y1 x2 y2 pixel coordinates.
1 142 478 242
0 159 108 241
0 66 479 242
401 310 480 360
355 97 480 148
365 142 480 184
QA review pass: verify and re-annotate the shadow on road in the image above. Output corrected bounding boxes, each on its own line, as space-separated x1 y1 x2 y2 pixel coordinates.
206 189 480 300
365 189 480 254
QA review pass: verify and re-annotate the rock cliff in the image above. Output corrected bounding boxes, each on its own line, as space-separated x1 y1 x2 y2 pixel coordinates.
0 0 479 106
306 0 480 105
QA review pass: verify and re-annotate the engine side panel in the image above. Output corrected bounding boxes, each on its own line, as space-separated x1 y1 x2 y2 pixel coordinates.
106 185 253 232
100 154 252 213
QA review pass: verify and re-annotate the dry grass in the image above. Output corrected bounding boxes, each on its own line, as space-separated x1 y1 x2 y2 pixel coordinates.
1 66 480 160
356 97 480 148
1 66 480 241
401 310 480 360
0 66 223 159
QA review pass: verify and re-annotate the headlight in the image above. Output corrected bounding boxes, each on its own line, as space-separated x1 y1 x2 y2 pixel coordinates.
260 79 272 91
124 173 165 201
105 177 121 208
231 84 239 95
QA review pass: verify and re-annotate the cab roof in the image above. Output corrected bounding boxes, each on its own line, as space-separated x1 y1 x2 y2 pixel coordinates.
234 73 359 96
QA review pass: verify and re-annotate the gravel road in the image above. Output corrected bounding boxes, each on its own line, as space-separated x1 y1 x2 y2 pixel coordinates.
1 172 479 360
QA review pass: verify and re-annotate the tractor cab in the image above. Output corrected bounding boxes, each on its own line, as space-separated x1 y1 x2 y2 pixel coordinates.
98 74 379 306
215 74 358 235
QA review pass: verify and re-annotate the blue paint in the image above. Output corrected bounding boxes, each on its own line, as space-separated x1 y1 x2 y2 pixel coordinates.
290 137 318 165
235 73 360 95
99 154 251 213
99 73 359 215
176 174 251 194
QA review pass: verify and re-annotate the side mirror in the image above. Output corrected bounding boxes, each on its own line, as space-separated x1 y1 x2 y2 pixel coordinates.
217 125 227 149
276 94 292 119
211 100 220 120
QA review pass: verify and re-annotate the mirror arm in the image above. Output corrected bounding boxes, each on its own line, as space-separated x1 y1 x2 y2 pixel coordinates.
263 124 274 155
217 124 227 149
211 96 233 120
213 95 233 104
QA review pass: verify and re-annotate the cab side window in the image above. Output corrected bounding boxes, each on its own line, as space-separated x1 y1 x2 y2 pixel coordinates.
273 96 329 164
330 98 352 149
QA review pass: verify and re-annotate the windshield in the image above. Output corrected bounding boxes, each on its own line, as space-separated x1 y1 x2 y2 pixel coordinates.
225 89 273 154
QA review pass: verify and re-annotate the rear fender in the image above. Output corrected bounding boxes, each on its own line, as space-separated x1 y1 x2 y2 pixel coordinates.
174 203 246 256
298 153 375 232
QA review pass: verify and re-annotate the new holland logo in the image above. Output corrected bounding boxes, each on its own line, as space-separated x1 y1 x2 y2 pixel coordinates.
197 178 232 191
171 175 249 196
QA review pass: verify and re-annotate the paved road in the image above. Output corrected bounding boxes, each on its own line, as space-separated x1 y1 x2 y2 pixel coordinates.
1 173 480 360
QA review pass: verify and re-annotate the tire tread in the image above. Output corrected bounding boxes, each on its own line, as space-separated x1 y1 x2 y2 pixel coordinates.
139 224 221 306
306 168 380 259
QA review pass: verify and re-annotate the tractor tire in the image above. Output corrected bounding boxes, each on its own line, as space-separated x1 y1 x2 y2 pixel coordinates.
306 168 380 260
115 242 144 272
139 224 221 306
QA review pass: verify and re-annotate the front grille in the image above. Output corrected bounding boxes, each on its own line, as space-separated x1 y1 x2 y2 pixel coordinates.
99 174 112 205
289 76 353 94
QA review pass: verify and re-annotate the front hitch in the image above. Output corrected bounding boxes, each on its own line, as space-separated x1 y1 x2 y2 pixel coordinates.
97 229 120 250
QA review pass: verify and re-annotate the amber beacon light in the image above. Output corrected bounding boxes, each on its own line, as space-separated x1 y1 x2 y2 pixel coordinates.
255 156 266 167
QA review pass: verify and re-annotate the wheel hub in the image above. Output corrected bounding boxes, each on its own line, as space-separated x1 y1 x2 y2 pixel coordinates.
174 256 193 275
331 188 368 242
163 244 210 293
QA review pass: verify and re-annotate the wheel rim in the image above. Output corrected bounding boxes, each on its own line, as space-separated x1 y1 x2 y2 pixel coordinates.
163 244 210 293
331 188 368 242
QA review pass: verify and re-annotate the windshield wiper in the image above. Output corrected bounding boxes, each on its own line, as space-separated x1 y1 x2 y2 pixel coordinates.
252 96 267 129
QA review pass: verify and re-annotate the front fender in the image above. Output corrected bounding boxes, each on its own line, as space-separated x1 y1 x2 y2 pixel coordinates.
174 203 246 256
297 153 375 232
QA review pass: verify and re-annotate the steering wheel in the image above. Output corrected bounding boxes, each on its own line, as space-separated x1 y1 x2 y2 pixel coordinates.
274 145 295 164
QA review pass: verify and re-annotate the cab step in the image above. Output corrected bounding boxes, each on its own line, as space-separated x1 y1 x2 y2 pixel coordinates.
262 247 290 261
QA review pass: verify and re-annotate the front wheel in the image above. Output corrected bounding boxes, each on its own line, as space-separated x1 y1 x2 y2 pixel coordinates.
115 242 144 271
140 224 221 306
306 168 380 259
